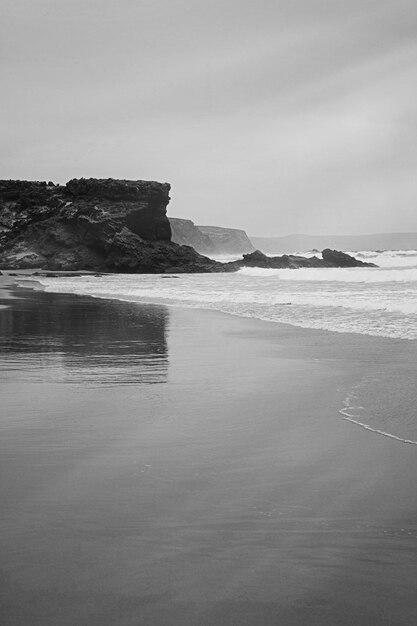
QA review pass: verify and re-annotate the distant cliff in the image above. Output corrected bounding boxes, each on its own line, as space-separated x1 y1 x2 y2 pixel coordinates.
197 225 255 255
0 179 229 273
169 220 255 256
251 233 417 254
169 218 215 255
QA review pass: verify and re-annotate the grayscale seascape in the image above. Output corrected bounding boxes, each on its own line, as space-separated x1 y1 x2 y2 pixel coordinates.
2 1 417 624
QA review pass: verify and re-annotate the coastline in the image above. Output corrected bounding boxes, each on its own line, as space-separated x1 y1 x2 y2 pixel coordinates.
7 269 417 445
1 281 417 624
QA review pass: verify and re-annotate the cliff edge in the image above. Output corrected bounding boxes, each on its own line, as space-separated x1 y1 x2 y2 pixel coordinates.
197 225 255 255
169 218 215 255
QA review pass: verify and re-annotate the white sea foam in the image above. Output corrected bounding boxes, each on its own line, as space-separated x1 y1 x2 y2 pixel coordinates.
34 249 417 341
339 409 417 445
238 266 417 283
355 249 417 268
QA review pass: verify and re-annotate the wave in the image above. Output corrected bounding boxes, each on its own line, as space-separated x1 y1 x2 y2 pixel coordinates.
353 249 417 268
32 273 417 340
356 249 417 257
238 266 417 283
339 409 417 445
33 275 417 314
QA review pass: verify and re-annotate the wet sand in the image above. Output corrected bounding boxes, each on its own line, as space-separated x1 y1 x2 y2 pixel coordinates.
1 281 417 625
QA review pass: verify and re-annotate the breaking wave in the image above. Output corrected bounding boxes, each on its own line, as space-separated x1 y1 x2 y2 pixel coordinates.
28 248 417 341
34 267 417 340
238 266 417 283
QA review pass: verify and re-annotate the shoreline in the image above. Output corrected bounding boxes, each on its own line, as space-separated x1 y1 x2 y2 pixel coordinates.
3 269 415 345
339 410 417 446
2 273 417 445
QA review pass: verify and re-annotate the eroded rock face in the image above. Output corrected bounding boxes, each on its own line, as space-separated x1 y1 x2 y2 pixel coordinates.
321 248 376 267
228 249 377 269
0 178 229 273
65 178 172 242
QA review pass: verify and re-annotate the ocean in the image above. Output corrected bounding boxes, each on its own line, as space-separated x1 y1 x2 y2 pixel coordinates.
35 249 417 341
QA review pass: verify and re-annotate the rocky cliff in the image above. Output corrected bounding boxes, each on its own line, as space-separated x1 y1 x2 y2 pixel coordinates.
0 179 228 273
0 178 377 274
169 218 215 255
197 225 255 255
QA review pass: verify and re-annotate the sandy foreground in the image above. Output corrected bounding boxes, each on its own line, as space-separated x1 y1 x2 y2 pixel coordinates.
1 276 417 625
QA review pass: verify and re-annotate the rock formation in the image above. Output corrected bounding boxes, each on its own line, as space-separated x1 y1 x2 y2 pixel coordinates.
169 218 215 255
197 225 255 255
228 249 377 269
0 179 230 273
321 248 376 267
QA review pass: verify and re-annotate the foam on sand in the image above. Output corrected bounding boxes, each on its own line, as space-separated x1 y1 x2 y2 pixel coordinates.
339 408 417 446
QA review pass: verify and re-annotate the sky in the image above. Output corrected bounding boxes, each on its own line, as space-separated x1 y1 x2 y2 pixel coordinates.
1 0 417 236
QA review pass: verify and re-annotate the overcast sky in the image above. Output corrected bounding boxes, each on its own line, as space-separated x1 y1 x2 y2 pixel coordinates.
1 0 417 236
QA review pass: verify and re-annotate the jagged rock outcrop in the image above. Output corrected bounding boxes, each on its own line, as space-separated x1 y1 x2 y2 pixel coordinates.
197 225 255 255
169 218 215 255
228 249 377 270
0 179 230 273
321 248 376 267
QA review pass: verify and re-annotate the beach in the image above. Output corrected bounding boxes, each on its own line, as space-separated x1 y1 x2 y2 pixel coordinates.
1 279 417 625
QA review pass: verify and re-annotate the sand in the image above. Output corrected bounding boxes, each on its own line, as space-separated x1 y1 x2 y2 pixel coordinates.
1 281 417 625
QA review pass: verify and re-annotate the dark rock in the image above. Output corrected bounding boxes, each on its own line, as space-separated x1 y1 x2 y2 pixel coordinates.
321 248 376 267
0 178 230 273
64 177 172 242
228 249 377 270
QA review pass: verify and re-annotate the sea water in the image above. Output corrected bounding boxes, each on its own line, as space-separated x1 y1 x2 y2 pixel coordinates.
35 249 417 341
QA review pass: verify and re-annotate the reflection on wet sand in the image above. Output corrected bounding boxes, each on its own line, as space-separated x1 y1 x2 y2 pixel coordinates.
0 287 169 385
